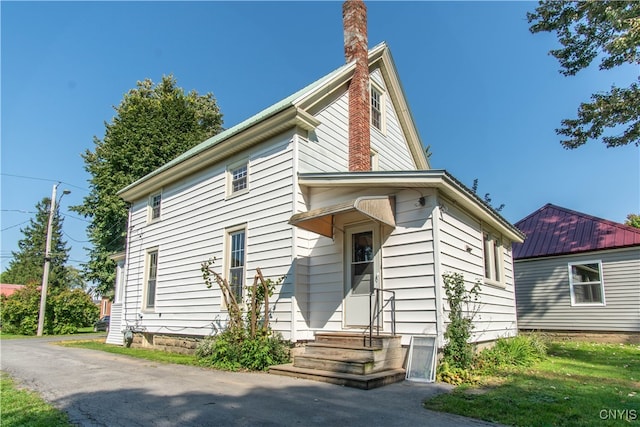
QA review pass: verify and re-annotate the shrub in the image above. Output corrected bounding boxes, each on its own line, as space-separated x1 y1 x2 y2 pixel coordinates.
441 272 480 372
476 334 547 372
0 285 98 335
196 330 290 371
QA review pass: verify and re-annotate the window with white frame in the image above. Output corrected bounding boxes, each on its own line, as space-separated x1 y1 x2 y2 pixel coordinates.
227 228 246 300
482 231 503 285
145 249 158 310
568 261 605 305
149 193 162 221
370 84 384 131
228 161 248 196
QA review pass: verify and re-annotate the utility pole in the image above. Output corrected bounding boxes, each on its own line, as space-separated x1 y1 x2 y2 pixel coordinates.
36 184 70 336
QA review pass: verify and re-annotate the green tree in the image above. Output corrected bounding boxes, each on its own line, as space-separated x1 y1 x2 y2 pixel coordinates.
625 213 640 228
71 74 224 296
0 198 70 290
528 1 639 148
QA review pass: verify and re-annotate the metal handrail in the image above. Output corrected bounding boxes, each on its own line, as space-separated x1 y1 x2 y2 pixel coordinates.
366 288 396 347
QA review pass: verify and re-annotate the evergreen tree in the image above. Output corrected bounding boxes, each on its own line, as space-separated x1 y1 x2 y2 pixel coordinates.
1 197 70 290
72 74 224 296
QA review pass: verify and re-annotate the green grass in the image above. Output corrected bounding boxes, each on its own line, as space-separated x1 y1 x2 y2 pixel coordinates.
58 339 199 366
425 341 640 426
0 372 71 427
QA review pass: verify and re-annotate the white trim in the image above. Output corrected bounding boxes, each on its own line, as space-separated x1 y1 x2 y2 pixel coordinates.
225 224 247 302
226 159 249 198
370 82 386 135
142 247 159 312
148 191 162 223
482 230 505 288
568 260 606 307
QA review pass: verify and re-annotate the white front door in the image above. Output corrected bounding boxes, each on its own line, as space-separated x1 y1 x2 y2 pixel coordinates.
344 224 379 327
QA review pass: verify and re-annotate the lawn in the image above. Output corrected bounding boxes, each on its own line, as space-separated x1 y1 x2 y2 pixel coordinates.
424 341 640 426
0 372 71 427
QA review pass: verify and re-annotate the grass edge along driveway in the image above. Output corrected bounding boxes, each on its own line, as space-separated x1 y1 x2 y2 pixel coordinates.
424 341 640 427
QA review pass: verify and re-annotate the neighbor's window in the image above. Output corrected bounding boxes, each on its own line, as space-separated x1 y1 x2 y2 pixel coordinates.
482 231 503 285
149 193 162 221
370 84 384 131
228 228 246 300
227 161 248 196
145 249 158 310
568 261 605 306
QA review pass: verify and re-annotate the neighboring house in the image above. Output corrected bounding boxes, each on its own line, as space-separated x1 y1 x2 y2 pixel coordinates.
106 1 524 357
0 284 25 298
513 203 640 333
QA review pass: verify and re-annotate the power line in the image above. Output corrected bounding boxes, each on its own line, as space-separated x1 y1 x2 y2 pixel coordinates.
0 173 88 192
1 220 31 232
0 209 38 214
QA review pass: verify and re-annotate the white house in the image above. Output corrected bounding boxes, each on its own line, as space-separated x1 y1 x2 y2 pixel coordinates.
106 1 524 378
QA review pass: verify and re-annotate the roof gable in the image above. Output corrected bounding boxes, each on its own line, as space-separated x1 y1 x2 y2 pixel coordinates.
513 204 640 259
119 43 427 201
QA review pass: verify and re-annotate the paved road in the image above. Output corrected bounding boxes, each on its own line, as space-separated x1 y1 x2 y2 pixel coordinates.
1 336 499 426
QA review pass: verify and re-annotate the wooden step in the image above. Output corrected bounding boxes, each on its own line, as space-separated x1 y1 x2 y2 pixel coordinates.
314 332 401 348
302 343 404 364
269 364 406 390
294 353 404 375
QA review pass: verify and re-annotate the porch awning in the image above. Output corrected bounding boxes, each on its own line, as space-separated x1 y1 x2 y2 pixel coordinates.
289 196 395 238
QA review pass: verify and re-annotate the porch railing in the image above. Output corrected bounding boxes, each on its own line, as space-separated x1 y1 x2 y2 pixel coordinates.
365 288 396 347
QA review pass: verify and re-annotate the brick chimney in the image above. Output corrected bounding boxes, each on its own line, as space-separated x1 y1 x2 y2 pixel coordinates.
343 0 370 172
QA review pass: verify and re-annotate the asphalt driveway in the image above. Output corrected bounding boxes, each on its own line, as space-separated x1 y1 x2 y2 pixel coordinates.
0 336 499 426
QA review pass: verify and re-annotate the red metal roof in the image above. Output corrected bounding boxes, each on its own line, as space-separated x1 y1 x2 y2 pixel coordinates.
513 204 640 259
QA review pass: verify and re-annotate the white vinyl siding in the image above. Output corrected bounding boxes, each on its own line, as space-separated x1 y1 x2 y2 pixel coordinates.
298 67 416 174
436 200 518 343
121 132 296 338
515 248 640 332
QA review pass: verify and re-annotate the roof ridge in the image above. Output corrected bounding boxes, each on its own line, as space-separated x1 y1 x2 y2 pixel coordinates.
545 203 640 234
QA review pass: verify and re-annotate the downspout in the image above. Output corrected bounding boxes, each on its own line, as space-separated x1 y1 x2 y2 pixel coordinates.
430 201 445 349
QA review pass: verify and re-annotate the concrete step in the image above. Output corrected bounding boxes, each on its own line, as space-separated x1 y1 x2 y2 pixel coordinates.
269 364 406 390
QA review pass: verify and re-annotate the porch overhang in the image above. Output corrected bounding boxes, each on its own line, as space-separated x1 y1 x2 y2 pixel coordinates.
289 196 395 238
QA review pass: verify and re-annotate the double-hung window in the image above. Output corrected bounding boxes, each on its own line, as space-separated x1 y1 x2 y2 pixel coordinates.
145 249 158 310
370 85 384 131
482 231 503 285
149 193 162 221
568 261 605 306
228 161 248 196
228 228 246 301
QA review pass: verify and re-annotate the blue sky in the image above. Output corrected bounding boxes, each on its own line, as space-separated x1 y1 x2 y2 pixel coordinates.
2 1 639 275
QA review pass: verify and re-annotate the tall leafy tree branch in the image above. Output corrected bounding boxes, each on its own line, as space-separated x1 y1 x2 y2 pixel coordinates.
72 75 223 296
528 1 639 148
